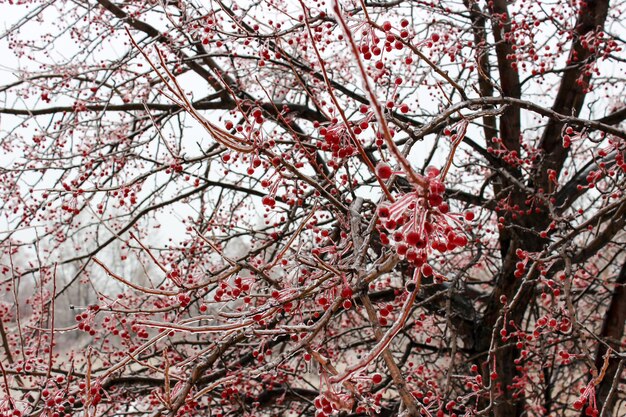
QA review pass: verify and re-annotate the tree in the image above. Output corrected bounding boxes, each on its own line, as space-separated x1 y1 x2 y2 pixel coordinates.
0 0 625 416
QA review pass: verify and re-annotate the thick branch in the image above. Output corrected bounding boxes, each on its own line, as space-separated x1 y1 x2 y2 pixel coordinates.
593 259 626 415
537 0 611 187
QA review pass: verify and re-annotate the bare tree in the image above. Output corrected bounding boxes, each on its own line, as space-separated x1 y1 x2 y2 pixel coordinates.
0 0 625 416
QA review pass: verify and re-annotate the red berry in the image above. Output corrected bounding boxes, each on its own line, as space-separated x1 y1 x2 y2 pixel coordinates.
376 162 393 180
372 373 383 384
405 231 421 246
378 205 390 217
262 196 276 207
425 166 440 178
341 287 353 298
454 234 468 247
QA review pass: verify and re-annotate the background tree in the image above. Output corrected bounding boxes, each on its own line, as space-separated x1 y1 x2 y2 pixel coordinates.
0 0 625 416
